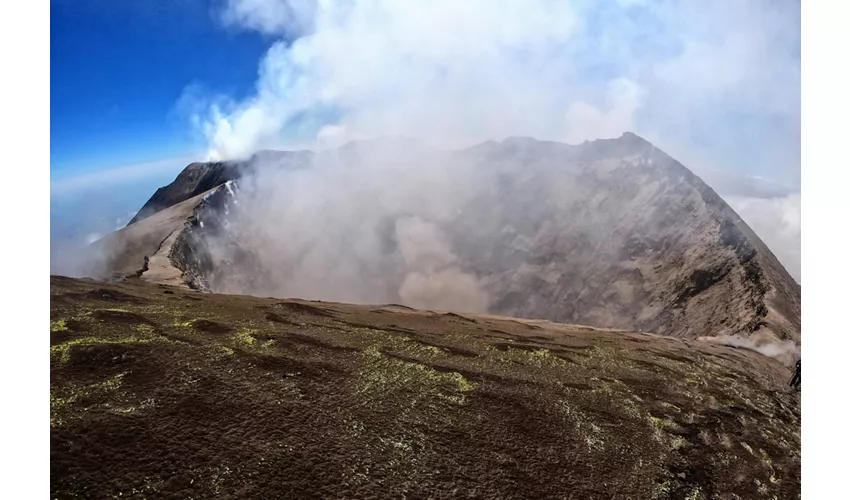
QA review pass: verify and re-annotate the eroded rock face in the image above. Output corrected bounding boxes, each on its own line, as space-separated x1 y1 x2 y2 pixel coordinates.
107 133 800 341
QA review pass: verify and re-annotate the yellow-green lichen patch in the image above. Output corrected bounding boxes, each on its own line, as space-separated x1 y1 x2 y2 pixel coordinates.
342 343 479 488
135 324 156 334
50 389 79 427
659 401 682 413
670 436 689 451
355 346 478 407
221 326 280 353
684 487 707 500
50 372 128 427
336 325 466 366
652 477 676 500
581 343 624 369
447 371 477 392
340 420 434 491
618 395 645 420
524 348 565 367
754 477 769 496
715 451 735 466
484 345 570 373
234 329 257 346
51 320 70 332
424 345 444 355
111 397 156 415
97 372 126 391
214 345 235 359
50 335 169 366
558 400 606 453
647 414 686 450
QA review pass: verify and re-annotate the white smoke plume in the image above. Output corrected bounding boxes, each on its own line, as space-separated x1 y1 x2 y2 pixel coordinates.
203 140 492 312
196 0 799 169
175 0 800 312
699 330 800 367
394 216 489 312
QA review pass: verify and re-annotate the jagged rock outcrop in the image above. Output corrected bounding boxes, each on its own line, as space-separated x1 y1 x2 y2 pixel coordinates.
100 133 800 341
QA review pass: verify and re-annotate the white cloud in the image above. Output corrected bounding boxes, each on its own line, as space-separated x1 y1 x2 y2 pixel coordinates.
201 0 583 158
219 0 316 36
203 1 799 177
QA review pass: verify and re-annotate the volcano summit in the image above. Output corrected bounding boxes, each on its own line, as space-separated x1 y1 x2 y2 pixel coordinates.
85 133 799 343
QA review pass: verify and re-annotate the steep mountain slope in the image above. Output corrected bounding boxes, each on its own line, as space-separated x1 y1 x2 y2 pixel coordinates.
101 133 800 341
50 275 800 499
445 134 800 341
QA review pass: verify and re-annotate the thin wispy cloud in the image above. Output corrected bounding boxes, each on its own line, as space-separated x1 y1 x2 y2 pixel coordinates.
50 155 198 197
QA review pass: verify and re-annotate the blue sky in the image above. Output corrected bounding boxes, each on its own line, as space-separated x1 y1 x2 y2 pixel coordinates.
50 0 269 180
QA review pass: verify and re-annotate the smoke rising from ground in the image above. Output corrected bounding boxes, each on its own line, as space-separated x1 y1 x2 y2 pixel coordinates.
205 140 492 312
699 331 800 367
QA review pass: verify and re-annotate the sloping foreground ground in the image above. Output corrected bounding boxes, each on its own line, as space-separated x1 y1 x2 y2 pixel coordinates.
50 276 800 499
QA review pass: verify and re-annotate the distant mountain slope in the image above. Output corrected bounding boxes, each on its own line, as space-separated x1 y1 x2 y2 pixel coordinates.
107 133 800 341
